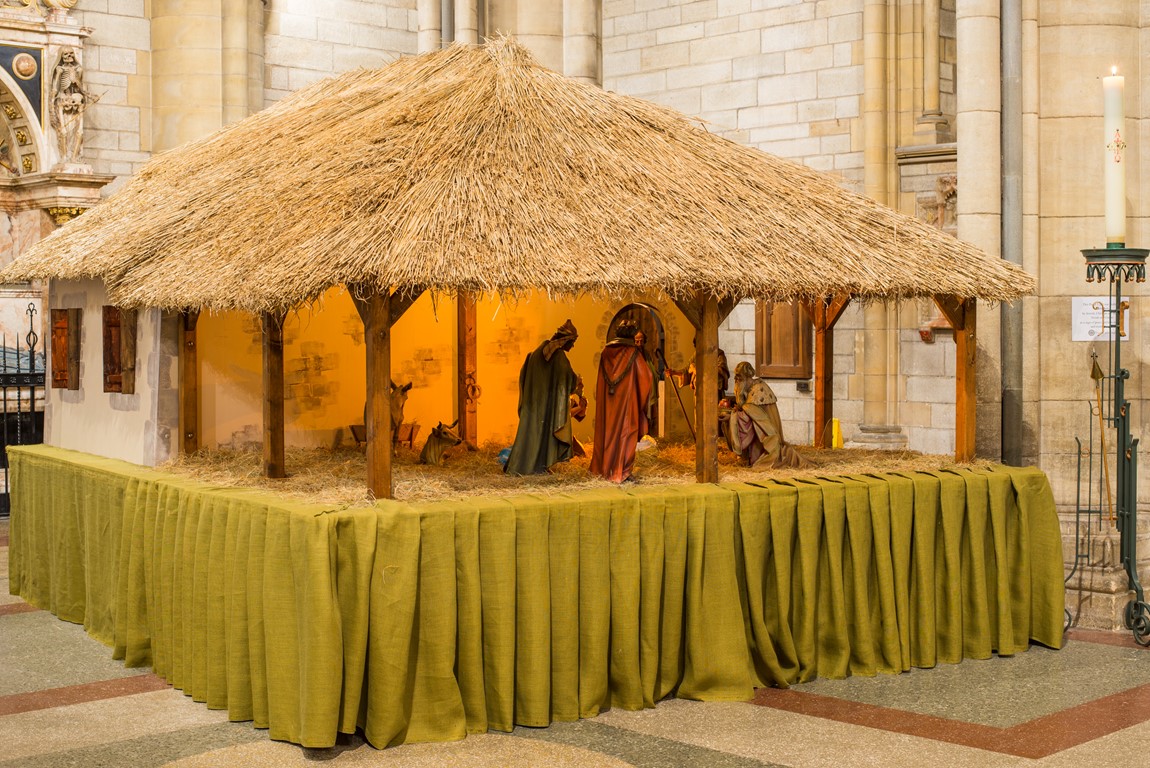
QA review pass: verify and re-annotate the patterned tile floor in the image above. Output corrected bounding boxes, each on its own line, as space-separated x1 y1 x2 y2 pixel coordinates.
4 517 1148 767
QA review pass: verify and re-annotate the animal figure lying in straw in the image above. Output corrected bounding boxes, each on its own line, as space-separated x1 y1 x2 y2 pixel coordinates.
419 420 464 466
351 380 416 450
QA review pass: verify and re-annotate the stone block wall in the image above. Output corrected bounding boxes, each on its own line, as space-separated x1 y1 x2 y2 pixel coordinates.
264 0 417 102
603 0 864 192
899 324 956 455
69 2 418 186
73 1 154 184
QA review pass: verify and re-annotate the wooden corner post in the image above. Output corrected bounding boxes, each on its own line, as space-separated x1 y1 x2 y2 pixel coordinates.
695 293 720 483
457 291 479 448
179 310 200 454
262 311 287 479
934 294 977 461
366 291 394 499
804 293 851 448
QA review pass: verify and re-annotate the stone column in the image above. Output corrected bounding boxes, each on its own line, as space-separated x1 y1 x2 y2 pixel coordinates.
564 0 600 84
455 0 479 44
151 1 226 151
916 0 949 138
1020 0 1039 464
855 0 906 449
418 0 443 52
222 0 265 124
955 0 1002 459
517 0 564 73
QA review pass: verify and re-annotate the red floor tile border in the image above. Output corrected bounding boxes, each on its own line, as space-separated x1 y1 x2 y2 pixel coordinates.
0 534 8 547
753 688 1006 754
0 601 40 616
753 680 1150 759
1067 627 1150 650
0 674 171 717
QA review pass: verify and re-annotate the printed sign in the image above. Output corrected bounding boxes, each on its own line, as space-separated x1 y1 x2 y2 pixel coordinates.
1072 297 1129 342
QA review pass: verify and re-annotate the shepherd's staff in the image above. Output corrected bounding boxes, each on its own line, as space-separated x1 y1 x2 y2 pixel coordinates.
655 348 696 442
1090 351 1115 523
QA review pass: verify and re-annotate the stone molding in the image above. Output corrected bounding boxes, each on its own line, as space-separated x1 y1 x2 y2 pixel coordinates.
895 141 958 166
0 167 113 216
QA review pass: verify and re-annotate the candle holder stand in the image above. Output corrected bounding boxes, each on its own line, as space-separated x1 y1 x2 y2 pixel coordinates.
1080 247 1147 645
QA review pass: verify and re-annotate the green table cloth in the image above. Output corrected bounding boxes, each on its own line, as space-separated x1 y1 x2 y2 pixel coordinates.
7 445 1065 748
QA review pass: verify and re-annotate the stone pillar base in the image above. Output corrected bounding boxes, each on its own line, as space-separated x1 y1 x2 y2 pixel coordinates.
1061 512 1150 632
845 423 908 451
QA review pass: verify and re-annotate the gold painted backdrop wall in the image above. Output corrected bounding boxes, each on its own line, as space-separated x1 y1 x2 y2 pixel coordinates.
197 288 697 451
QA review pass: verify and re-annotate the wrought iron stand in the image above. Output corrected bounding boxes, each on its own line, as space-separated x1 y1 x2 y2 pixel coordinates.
1081 247 1148 645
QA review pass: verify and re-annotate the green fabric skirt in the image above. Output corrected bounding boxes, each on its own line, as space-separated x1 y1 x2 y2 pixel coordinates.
7 445 1065 748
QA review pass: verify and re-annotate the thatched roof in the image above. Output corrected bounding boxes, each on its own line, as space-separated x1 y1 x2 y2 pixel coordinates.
1 37 1034 313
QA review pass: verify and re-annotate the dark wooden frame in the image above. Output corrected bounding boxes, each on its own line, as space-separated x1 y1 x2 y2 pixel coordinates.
755 300 813 379
800 293 851 448
50 308 82 391
179 311 200 454
101 306 138 394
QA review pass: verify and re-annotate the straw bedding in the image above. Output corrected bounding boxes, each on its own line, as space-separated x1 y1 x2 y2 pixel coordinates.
161 441 994 507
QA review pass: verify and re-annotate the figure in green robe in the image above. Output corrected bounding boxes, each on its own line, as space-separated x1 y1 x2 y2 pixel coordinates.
505 320 581 475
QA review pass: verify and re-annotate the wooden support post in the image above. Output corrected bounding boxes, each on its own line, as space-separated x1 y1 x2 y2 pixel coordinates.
934 294 977 461
955 301 977 462
675 294 740 331
695 293 720 483
457 292 479 449
261 311 286 479
350 284 424 327
179 310 200 454
365 291 393 499
804 293 851 448
671 296 702 331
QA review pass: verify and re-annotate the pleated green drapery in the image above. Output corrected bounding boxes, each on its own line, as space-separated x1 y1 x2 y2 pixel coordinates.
7 445 1065 748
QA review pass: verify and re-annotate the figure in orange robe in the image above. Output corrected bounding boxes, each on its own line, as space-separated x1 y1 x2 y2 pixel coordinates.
590 321 654 483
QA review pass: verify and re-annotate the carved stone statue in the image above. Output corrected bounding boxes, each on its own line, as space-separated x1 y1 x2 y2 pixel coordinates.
50 46 98 164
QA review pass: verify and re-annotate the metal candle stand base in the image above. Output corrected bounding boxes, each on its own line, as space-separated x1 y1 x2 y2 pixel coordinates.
1080 247 1148 645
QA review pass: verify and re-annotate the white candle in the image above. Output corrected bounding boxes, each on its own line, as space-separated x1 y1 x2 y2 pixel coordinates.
1103 66 1125 247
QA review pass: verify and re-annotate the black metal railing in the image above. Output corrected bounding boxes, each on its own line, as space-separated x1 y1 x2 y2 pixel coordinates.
0 303 45 517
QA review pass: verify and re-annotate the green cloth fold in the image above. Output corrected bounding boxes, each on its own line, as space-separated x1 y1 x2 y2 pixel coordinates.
7 445 1065 749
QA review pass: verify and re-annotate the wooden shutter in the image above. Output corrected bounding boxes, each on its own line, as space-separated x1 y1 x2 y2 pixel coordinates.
103 306 122 392
51 309 69 388
51 308 82 390
120 309 137 395
755 300 813 379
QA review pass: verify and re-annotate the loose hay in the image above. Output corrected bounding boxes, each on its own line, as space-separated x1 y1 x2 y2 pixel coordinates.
161 441 996 507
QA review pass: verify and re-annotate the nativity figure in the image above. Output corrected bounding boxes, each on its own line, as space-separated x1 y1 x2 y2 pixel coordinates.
725 361 809 469
589 320 654 483
504 319 582 475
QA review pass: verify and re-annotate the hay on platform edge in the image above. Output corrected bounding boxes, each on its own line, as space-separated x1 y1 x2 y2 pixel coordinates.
1 37 1033 315
160 441 996 507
